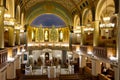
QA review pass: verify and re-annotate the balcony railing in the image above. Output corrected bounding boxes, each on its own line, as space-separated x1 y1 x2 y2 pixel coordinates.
0 49 8 66
80 46 116 61
93 47 108 59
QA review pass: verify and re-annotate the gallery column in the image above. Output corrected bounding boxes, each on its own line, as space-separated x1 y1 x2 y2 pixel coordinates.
93 20 100 46
15 29 20 45
81 26 85 45
0 6 5 49
117 0 120 80
8 27 15 46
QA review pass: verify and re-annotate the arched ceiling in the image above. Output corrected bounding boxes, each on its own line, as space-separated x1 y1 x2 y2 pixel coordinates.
22 0 82 12
25 1 74 26
16 0 82 26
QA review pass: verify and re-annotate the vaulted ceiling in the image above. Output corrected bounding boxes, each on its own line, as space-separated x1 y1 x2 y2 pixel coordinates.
16 0 83 25
17 0 82 12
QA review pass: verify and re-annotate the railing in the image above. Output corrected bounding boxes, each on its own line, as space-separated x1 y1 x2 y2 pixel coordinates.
0 49 8 66
80 46 87 54
93 47 108 59
80 46 116 61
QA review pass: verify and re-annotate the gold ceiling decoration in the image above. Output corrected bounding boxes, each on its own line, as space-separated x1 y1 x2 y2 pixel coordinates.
23 0 82 11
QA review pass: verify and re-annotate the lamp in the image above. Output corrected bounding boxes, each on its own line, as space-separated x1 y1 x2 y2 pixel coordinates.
4 14 15 26
84 22 94 35
100 0 115 30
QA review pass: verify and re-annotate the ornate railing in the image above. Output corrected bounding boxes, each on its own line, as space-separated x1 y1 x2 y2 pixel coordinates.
0 49 8 65
93 47 108 59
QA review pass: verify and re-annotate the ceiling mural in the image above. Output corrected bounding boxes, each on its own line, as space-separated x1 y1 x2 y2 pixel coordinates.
31 14 66 27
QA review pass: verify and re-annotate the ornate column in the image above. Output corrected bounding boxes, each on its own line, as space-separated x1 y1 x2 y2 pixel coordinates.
93 20 100 46
8 27 15 46
15 29 20 45
27 26 32 43
91 58 101 76
0 6 5 49
81 26 85 45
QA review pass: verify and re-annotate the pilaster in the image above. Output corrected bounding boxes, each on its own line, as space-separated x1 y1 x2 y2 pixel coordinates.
8 27 15 46
0 6 5 49
93 20 100 46
81 26 85 45
15 30 20 45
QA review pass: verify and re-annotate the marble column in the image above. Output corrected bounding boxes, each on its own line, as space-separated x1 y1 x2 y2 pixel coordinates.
81 26 85 45
79 55 86 68
8 27 15 46
15 29 20 45
93 20 100 46
0 6 5 49
91 58 101 76
7 61 16 79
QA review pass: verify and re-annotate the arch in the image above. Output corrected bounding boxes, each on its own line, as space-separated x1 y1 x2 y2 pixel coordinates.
25 1 73 27
74 14 80 29
95 0 115 21
82 8 92 26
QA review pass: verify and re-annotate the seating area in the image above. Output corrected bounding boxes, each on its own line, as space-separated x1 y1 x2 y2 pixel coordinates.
16 66 114 80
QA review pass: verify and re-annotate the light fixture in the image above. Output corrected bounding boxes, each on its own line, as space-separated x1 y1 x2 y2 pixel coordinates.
100 0 115 30
84 23 94 35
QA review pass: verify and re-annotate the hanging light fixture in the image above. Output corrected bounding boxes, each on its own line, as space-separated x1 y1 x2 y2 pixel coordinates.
84 22 94 35
100 0 115 29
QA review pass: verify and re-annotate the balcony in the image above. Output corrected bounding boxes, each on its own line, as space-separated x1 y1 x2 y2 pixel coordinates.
0 49 8 68
80 46 116 61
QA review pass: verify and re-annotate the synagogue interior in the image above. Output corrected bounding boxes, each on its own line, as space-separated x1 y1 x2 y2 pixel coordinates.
0 0 120 80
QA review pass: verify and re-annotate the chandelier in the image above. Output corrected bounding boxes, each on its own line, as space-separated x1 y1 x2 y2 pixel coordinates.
4 14 15 26
100 0 115 30
84 23 94 35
